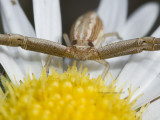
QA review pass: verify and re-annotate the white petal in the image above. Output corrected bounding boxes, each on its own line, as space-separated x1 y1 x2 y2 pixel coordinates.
0 0 42 82
116 26 160 102
33 0 62 69
0 0 35 36
0 47 24 84
142 99 160 120
120 2 159 39
152 26 160 37
78 60 106 78
33 0 61 42
130 27 160 109
97 0 128 33
132 73 160 109
117 51 160 98
107 55 131 82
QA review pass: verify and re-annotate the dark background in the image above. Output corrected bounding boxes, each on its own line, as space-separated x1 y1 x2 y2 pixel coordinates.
17 0 160 36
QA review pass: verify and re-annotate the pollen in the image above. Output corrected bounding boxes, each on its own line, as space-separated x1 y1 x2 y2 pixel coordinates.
0 63 143 120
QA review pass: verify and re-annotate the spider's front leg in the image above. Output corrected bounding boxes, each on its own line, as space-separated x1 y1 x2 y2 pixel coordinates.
44 33 71 75
98 37 160 59
0 34 73 58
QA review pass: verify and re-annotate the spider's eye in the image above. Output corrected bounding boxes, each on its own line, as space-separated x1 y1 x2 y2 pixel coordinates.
88 41 94 47
71 40 77 45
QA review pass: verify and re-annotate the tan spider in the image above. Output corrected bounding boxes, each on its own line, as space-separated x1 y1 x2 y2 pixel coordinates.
0 11 159 78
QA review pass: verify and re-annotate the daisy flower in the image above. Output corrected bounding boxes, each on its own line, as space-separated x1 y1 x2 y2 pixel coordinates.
0 0 160 119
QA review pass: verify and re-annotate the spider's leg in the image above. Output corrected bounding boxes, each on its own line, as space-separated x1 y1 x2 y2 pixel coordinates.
45 34 71 75
44 34 71 74
103 32 123 40
44 55 53 75
96 60 109 79
63 33 71 46
95 32 122 48
98 37 160 59
44 34 70 74
95 33 122 79
63 33 76 70
0 34 69 57
94 34 111 79
102 47 143 59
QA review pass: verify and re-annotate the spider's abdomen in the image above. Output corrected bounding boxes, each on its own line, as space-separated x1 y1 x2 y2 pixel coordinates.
70 11 104 47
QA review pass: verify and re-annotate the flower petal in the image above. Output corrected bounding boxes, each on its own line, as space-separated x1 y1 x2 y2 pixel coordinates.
120 2 159 39
117 51 160 99
0 0 35 36
33 0 62 70
152 26 160 37
130 27 160 109
107 2 159 82
77 60 106 79
0 48 24 84
142 99 160 120
0 0 42 82
97 0 128 33
106 56 131 84
132 73 160 109
116 26 160 102
33 0 61 42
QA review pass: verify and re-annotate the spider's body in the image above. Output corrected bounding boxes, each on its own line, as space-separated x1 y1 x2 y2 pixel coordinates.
0 11 160 78
65 11 103 60
70 11 104 47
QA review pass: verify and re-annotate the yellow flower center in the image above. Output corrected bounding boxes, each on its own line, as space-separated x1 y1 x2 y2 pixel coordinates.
0 63 143 120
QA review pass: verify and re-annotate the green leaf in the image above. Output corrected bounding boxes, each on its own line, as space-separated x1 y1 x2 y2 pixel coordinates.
0 75 11 92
